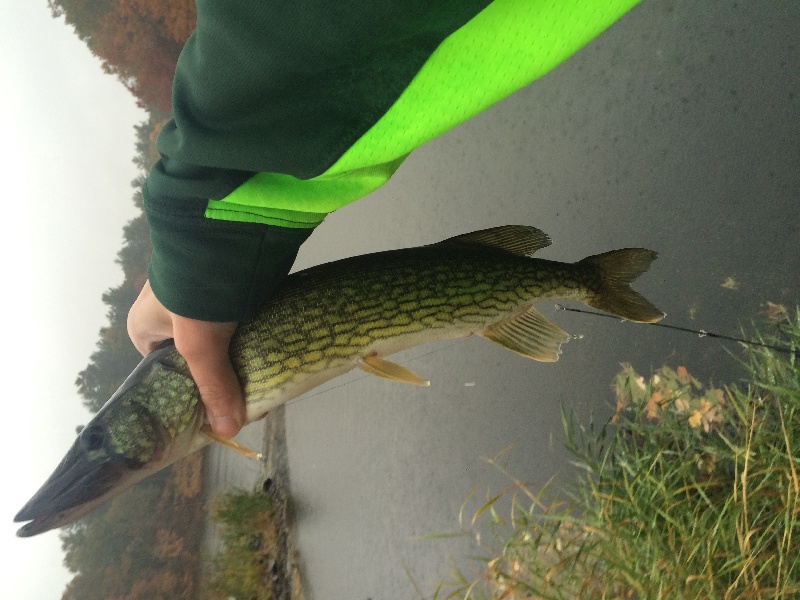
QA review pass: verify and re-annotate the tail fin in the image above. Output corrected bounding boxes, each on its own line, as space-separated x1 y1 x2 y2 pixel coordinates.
579 249 665 323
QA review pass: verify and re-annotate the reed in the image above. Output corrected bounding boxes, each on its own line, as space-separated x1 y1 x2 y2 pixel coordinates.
436 308 800 599
204 489 279 600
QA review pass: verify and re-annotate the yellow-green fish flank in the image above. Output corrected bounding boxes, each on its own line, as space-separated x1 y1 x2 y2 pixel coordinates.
15 226 664 536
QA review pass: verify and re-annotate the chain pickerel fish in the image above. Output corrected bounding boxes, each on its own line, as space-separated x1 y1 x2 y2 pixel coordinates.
15 226 664 536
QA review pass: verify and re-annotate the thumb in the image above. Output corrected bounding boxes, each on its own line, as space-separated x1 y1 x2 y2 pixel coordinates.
171 317 244 439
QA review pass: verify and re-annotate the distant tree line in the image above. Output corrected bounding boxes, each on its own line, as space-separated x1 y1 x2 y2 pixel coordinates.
60 454 205 600
49 3 208 598
73 112 159 414
48 0 195 111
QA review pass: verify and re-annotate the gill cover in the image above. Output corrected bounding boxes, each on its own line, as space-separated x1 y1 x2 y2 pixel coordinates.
14 343 201 537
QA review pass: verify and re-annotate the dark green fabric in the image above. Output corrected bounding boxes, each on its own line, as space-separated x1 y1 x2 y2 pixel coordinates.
146 0 493 320
159 0 492 179
146 181 312 321
145 0 640 321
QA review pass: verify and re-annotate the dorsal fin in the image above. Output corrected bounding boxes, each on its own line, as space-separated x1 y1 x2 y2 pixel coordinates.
438 226 551 257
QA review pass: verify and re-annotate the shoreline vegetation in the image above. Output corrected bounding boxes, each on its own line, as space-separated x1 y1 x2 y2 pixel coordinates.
196 308 799 600
203 406 305 600
433 308 799 599
60 308 798 599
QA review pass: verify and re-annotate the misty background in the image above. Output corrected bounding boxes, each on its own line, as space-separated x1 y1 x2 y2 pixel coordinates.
4 0 798 598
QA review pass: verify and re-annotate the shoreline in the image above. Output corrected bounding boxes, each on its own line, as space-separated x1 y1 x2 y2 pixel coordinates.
200 406 304 600
259 406 305 600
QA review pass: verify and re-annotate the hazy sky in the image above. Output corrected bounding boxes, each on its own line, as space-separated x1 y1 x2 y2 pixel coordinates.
2 2 146 598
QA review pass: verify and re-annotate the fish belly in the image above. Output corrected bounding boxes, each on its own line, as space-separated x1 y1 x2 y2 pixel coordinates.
241 305 517 423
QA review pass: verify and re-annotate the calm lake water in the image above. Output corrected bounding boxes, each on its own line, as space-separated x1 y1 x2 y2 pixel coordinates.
202 421 266 556
212 1 799 598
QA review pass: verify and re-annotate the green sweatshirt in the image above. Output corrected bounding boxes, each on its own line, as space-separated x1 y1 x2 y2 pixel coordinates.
144 0 641 322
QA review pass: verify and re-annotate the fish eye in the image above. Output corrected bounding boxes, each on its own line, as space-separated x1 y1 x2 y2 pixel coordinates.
80 426 106 451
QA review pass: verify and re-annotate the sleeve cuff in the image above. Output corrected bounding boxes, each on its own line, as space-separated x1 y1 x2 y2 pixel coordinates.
145 188 314 322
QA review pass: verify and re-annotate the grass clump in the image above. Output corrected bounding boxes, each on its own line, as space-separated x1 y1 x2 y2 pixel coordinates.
204 488 279 600
438 309 800 599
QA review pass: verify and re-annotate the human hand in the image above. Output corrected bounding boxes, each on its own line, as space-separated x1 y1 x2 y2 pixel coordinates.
127 280 245 438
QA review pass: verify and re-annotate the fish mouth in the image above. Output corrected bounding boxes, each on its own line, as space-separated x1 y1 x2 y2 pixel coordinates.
15 342 208 537
15 404 207 537
14 444 133 537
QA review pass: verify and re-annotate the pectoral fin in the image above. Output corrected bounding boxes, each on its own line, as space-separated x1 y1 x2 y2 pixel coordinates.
202 425 264 461
359 355 431 386
480 307 571 362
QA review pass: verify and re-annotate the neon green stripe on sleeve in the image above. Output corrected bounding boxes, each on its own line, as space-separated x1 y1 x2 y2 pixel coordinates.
326 0 640 176
207 0 640 227
205 156 407 227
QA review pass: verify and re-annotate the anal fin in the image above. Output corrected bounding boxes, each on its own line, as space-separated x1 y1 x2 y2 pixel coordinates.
480 307 571 362
202 425 264 461
359 355 431 386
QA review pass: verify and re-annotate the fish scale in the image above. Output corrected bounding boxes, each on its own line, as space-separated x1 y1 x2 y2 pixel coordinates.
234 242 609 413
15 225 665 537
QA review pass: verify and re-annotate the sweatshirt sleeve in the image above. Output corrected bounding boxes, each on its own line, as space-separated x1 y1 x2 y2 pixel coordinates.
144 159 313 322
145 0 641 322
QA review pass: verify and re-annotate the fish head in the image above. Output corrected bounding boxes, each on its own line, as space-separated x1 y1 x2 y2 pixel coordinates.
15 342 208 537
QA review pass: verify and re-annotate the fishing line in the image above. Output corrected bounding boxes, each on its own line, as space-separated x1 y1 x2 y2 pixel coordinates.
554 304 795 355
291 305 797 408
